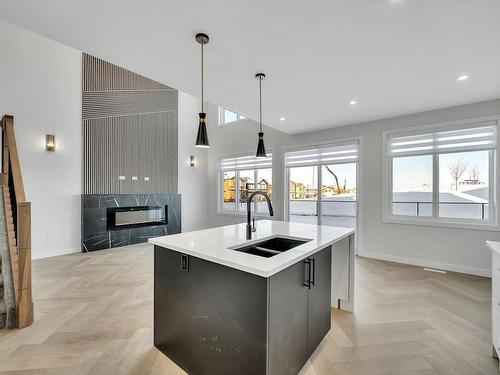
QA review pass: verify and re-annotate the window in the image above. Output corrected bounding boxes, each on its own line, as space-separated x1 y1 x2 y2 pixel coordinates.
238 170 255 212
392 155 433 217
387 121 497 226
218 107 246 125
288 166 318 224
439 150 490 220
220 153 272 215
285 142 359 229
222 171 236 211
256 168 273 214
321 163 357 228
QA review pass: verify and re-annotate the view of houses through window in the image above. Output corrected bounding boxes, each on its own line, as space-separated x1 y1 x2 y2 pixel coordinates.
288 164 357 228
221 154 272 214
285 143 359 229
289 166 318 224
223 169 272 213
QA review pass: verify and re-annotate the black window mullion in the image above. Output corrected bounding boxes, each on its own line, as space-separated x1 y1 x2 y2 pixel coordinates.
254 169 258 212
489 150 495 223
236 170 240 212
433 153 439 219
317 164 322 225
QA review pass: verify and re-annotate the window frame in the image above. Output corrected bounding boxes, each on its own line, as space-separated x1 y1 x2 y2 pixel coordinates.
383 117 499 231
282 137 363 253
283 139 361 226
218 153 273 217
285 164 320 224
218 106 247 126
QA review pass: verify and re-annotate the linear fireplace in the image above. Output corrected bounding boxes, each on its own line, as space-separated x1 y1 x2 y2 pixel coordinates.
106 205 168 230
82 194 181 252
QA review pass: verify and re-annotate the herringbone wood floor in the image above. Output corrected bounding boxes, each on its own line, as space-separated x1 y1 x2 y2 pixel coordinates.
0 244 497 374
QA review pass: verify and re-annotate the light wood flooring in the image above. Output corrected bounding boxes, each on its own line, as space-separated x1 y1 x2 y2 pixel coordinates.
0 244 497 374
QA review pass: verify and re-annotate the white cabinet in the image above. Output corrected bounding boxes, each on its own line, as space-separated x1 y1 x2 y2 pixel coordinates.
332 233 355 312
487 241 500 367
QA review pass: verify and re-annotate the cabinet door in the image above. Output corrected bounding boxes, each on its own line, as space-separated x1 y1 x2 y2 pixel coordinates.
307 246 332 358
154 246 268 375
332 236 350 303
492 252 500 354
268 259 309 375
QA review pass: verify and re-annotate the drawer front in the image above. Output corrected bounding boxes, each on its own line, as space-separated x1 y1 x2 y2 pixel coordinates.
493 308 500 352
492 251 500 281
494 298 500 319
492 252 500 352
492 252 500 303
493 282 500 317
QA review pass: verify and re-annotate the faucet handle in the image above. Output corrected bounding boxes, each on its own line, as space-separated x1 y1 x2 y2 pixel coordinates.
252 218 256 232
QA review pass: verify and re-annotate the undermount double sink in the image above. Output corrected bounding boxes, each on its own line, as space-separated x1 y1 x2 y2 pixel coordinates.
229 236 312 258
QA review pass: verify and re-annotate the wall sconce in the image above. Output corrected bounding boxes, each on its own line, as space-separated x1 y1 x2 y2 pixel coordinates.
46 134 55 152
190 155 195 167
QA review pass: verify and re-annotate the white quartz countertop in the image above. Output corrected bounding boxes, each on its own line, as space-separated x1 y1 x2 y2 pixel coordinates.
149 220 354 277
487 241 500 255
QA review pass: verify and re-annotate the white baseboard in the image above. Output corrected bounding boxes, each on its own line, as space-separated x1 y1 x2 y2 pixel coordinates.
32 247 80 260
357 250 491 278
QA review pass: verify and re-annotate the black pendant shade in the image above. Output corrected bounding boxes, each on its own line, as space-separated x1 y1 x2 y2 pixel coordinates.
255 72 267 158
256 132 266 158
195 33 210 148
195 112 209 148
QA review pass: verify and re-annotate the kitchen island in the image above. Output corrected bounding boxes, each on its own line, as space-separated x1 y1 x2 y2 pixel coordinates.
150 220 355 375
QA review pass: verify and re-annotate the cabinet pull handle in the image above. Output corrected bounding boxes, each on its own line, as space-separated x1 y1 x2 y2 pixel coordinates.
310 257 315 287
303 259 312 289
180 254 189 272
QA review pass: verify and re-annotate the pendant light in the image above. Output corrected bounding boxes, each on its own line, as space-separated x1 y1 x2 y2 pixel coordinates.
255 73 267 158
195 33 209 148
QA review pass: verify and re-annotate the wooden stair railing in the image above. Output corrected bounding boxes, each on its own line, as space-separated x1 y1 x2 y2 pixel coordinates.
1 115 33 328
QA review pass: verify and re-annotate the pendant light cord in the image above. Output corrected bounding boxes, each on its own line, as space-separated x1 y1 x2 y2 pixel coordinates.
259 76 262 132
201 43 204 113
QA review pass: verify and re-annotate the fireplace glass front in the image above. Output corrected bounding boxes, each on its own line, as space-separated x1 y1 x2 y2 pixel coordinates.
107 206 167 230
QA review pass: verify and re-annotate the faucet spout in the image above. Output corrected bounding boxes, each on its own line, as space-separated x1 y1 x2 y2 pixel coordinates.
246 191 274 240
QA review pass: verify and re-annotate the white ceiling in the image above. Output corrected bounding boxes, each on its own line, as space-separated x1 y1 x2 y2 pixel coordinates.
1 0 500 134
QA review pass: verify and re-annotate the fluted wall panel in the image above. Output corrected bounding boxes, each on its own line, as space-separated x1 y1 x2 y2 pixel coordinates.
82 90 178 119
82 53 178 194
82 53 168 91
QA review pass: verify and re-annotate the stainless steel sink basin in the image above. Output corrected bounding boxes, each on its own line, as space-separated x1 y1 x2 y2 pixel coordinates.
229 236 312 258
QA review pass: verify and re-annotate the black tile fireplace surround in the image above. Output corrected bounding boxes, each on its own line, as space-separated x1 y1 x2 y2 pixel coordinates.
82 194 181 252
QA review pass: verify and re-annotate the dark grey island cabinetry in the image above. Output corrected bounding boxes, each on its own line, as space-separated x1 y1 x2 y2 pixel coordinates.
154 245 332 375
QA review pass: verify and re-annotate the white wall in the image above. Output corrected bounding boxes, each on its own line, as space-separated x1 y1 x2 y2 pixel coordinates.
178 92 208 231
0 21 82 259
205 99 500 276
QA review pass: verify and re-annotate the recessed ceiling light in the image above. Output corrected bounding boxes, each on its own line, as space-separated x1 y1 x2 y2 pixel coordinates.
349 100 358 105
457 74 469 81
280 117 285 121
